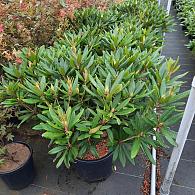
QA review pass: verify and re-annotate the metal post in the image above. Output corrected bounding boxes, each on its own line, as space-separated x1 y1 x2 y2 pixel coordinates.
150 135 157 195
167 0 173 14
160 77 195 195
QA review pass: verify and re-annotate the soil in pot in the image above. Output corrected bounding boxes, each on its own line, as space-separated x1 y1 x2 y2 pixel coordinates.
83 139 109 160
0 143 30 173
0 142 35 190
76 139 113 182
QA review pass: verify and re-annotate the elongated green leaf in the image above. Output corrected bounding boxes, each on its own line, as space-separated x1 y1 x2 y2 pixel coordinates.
164 113 183 126
131 139 141 159
123 127 133 135
119 146 126 167
160 79 166 97
107 129 114 143
40 76 46 91
78 133 90 140
49 146 66 154
70 109 84 129
71 147 78 159
32 123 45 131
37 114 49 122
17 113 33 128
22 99 40 104
141 143 155 165
49 107 62 127
89 125 102 134
42 132 64 139
116 108 136 115
116 98 130 111
122 144 135 165
56 151 66 168
113 145 119 161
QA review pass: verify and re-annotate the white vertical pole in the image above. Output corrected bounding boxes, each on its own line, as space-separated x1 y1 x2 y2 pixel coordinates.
160 77 195 195
150 135 157 195
150 1 170 194
167 0 172 14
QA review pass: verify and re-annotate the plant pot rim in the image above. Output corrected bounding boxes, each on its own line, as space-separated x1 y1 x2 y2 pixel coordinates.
0 141 33 175
76 151 113 163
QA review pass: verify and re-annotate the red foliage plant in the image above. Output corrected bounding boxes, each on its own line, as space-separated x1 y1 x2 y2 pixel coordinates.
0 0 113 63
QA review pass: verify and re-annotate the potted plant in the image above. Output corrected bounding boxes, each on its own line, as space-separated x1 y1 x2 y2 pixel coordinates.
0 0 186 183
0 105 35 190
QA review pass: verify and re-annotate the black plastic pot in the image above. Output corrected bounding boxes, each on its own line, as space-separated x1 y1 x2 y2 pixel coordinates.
75 152 113 182
0 141 35 190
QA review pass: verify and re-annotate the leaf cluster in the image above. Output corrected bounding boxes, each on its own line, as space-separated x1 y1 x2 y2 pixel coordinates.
0 0 187 168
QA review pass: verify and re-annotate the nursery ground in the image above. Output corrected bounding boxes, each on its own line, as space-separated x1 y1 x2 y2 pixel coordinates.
1 4 195 195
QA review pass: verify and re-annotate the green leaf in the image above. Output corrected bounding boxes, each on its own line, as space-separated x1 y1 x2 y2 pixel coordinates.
90 146 99 158
164 113 183 126
131 139 141 159
113 145 119 161
17 113 33 128
83 85 97 97
71 147 78 159
56 151 66 168
160 108 175 122
66 107 72 125
116 108 136 115
160 79 166 97
105 73 111 90
141 143 155 165
119 146 126 167
49 146 66 154
37 114 49 123
42 132 64 139
22 99 40 104
49 107 62 127
2 99 18 106
116 98 130 111
78 133 90 140
40 76 46 91
32 123 45 131
70 109 84 129
123 127 132 135
78 144 88 157
112 94 121 108
36 123 56 131
161 128 177 146
169 91 189 103
89 125 102 134
107 129 114 143
110 71 124 93
122 144 135 165
110 84 123 96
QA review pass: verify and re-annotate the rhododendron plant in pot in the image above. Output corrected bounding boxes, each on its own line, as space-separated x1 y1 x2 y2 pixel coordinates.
0 0 187 183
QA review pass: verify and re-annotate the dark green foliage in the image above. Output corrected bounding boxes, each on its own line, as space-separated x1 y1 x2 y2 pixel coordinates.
0 0 187 168
176 0 195 51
